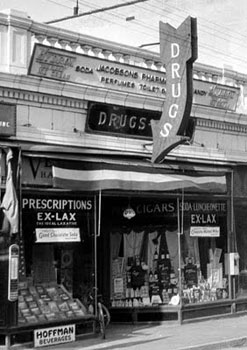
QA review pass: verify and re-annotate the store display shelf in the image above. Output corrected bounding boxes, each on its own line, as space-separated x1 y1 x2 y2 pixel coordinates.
17 283 89 325
0 283 97 349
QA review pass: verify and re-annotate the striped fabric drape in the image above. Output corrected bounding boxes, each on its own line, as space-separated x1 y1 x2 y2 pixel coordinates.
52 161 227 193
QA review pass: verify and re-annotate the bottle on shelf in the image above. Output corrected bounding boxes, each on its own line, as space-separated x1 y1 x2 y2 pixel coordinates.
153 246 159 271
184 256 198 288
159 251 171 289
154 267 159 283
154 247 159 260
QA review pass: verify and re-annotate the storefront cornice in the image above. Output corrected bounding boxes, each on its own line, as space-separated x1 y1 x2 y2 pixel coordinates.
9 132 244 167
0 73 245 119
191 106 247 134
1 9 247 85
191 105 247 124
0 137 240 177
0 72 165 112
171 144 247 166
19 143 234 173
18 142 148 158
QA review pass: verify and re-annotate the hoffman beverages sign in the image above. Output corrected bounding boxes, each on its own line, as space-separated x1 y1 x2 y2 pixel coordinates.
151 16 198 163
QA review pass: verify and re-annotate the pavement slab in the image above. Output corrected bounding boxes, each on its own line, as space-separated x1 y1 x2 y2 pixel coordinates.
14 313 247 350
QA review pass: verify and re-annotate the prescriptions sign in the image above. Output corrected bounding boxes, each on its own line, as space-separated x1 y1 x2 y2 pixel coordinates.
22 195 94 242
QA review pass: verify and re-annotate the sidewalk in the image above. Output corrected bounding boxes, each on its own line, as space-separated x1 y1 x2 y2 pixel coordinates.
45 313 247 350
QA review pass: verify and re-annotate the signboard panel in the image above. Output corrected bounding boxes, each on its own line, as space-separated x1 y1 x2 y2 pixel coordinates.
106 198 227 230
190 226 220 237
86 102 196 139
34 324 75 347
28 45 238 113
22 157 53 187
22 195 94 241
0 103 16 136
86 102 161 138
193 80 240 111
28 44 166 98
35 228 81 243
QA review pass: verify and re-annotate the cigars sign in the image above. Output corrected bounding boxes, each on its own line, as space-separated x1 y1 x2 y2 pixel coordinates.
151 17 198 163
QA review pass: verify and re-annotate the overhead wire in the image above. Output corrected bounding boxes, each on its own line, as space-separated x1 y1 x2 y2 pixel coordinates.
139 1 245 47
74 0 247 52
160 0 247 44
48 0 159 42
45 0 247 48
44 0 247 50
141 1 247 54
45 0 150 24
42 0 247 69
135 0 247 67
45 0 72 10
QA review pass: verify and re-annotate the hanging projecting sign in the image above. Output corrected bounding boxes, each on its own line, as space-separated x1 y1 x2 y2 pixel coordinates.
151 16 198 163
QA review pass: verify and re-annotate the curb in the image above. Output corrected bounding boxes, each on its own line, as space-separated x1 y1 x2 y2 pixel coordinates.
180 336 247 350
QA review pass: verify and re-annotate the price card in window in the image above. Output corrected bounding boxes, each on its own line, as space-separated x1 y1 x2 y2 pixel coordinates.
114 278 124 294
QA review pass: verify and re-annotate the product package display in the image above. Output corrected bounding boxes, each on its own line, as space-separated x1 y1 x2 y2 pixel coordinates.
111 251 180 307
18 283 87 324
110 233 229 307
182 250 228 304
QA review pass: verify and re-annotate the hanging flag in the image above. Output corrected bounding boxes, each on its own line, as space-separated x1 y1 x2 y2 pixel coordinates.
1 148 19 234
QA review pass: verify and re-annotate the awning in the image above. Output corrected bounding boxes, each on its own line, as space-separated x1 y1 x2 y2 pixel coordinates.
52 160 227 193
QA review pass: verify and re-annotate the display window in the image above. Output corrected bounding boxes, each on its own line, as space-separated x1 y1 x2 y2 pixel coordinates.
19 193 95 325
101 197 229 308
233 201 247 298
231 168 247 300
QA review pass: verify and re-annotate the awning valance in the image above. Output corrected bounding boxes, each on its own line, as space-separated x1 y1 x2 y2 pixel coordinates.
52 160 227 193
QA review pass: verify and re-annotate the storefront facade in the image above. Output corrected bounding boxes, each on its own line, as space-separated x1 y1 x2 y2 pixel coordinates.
0 7 247 348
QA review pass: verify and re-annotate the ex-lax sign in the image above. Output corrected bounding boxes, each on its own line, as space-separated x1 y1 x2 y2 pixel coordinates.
151 16 198 163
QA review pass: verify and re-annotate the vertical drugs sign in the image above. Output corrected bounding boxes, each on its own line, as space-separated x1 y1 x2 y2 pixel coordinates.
151 16 198 163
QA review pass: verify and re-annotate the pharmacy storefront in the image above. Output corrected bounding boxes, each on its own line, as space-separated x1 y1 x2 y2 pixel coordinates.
0 12 245 350
50 158 232 323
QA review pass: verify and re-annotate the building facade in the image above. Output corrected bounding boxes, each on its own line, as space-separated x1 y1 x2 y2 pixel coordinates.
0 8 247 348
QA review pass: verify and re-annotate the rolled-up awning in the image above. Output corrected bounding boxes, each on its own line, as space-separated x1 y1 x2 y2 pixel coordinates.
52 160 227 193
